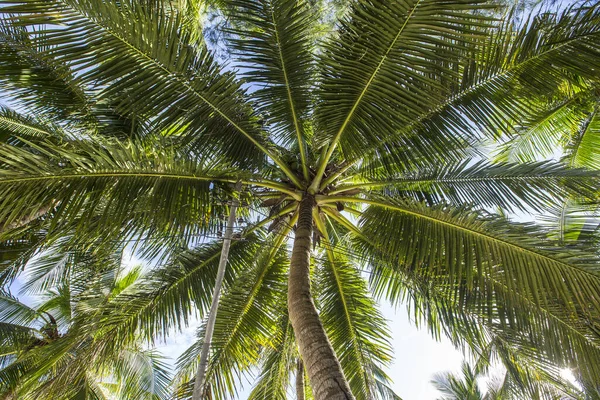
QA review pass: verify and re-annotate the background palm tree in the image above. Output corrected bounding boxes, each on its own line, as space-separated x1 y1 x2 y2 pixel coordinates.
1 0 600 399
0 254 171 399
431 350 587 400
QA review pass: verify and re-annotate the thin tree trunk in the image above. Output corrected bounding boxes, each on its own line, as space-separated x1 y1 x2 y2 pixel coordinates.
192 182 242 400
288 194 354 400
296 359 305 400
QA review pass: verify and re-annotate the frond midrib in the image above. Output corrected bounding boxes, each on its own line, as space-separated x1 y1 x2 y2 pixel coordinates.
269 3 309 180
0 171 298 197
320 196 600 282
0 116 54 137
329 173 596 194
311 0 424 191
48 0 302 187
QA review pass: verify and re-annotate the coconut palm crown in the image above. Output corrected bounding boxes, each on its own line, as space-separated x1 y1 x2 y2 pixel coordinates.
0 260 172 400
1 0 600 399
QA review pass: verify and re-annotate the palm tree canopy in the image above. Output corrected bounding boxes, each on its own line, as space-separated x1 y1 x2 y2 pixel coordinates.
0 257 172 399
1 0 600 398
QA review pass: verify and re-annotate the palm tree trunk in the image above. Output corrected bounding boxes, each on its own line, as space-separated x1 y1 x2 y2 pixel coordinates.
296 359 305 400
288 194 354 400
192 182 242 400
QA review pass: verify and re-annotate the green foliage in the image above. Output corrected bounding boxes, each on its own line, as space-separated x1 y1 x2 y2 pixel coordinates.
1 0 600 398
0 261 172 400
316 255 397 400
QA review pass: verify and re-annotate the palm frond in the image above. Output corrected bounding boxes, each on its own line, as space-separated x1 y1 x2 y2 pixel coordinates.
347 195 600 383
364 238 600 390
312 209 399 399
0 293 40 327
314 0 496 175
354 3 600 171
175 231 290 399
0 137 239 249
352 196 600 314
228 0 317 178
0 0 281 169
349 160 600 213
109 348 172 400
0 228 45 286
0 20 92 120
19 238 121 298
91 233 263 359
0 108 65 144
315 251 398 400
248 314 295 400
1 257 176 400
493 89 594 163
565 103 600 169
431 362 483 400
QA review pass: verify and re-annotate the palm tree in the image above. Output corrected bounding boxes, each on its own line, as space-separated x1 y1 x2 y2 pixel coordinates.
0 254 171 399
1 0 600 399
431 352 586 400
432 362 490 400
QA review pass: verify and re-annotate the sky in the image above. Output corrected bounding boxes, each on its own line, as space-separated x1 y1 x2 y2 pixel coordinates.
382 304 464 400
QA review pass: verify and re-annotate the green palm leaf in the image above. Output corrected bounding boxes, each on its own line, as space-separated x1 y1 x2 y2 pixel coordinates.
565 104 600 169
247 314 295 400
348 160 600 213
0 137 238 248
493 90 595 163
0 0 281 169
315 253 397 400
228 0 317 178
355 4 600 171
0 20 91 120
353 196 600 315
176 232 290 399
365 236 600 389
313 0 495 176
92 234 263 355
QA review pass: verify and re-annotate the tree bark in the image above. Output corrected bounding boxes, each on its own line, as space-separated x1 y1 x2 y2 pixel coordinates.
296 359 305 400
288 194 354 400
192 182 242 400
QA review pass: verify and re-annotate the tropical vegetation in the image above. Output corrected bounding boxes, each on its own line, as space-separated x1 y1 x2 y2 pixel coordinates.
431 351 587 400
1 0 600 399
1 262 171 399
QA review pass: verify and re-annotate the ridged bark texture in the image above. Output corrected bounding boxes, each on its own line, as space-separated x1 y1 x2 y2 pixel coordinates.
296 359 305 400
288 194 354 400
